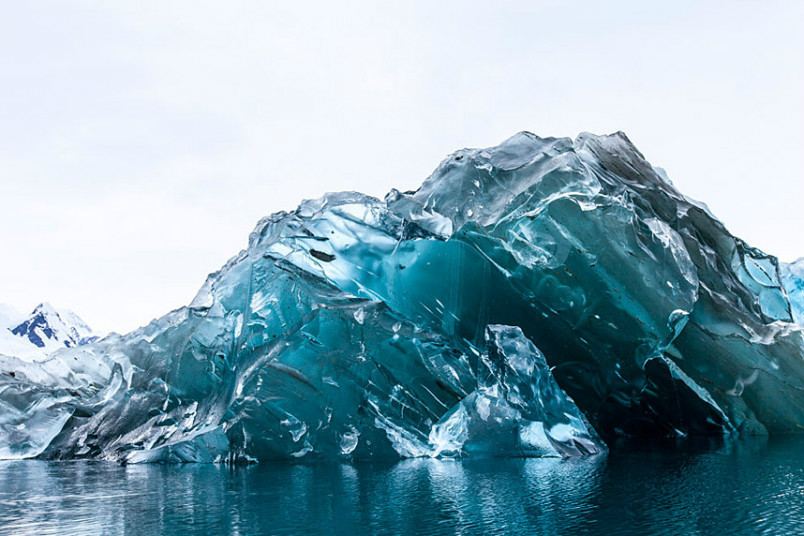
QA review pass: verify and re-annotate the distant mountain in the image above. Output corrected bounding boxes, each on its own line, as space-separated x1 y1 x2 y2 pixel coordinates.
0 303 97 360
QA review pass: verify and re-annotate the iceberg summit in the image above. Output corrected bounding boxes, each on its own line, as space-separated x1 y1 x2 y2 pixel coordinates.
2 132 804 463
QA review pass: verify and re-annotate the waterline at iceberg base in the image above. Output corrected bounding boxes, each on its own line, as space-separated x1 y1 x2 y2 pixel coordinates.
2 132 803 463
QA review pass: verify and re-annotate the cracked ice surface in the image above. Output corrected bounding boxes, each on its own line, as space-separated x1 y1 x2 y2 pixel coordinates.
782 259 804 325
1 131 803 462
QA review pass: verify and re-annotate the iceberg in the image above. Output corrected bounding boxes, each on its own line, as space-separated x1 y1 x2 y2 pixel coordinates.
1 131 803 463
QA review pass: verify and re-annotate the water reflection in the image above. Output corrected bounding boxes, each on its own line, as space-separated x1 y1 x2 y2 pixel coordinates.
0 437 802 535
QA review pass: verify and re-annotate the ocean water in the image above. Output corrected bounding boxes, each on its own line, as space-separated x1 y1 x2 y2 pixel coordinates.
0 437 802 536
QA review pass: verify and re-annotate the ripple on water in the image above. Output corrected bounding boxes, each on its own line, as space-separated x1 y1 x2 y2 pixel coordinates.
0 437 802 536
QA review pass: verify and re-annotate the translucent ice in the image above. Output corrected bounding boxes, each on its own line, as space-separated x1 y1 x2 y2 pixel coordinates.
1 131 803 462
428 325 605 458
782 259 804 325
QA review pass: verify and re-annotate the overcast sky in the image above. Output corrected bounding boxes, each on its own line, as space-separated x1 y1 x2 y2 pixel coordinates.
1 0 802 334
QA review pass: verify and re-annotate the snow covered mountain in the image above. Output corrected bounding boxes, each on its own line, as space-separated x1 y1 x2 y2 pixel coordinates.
0 303 97 360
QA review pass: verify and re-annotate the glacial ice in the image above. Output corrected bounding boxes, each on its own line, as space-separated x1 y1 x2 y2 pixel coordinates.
782 259 804 325
1 131 803 463
427 325 605 458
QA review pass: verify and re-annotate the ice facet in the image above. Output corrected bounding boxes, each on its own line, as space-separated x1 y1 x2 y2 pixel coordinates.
782 259 804 325
640 356 735 436
428 325 606 458
1 131 803 463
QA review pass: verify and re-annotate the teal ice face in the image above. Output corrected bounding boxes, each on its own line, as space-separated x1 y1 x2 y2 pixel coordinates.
782 259 804 325
1 132 803 462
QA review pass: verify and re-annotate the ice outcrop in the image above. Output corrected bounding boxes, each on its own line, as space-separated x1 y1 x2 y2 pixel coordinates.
782 259 804 325
1 131 803 463
427 325 605 458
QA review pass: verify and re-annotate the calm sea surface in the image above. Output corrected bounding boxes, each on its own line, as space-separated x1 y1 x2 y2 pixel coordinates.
0 437 802 535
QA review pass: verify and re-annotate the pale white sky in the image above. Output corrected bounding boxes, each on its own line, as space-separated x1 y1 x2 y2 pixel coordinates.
1 0 802 334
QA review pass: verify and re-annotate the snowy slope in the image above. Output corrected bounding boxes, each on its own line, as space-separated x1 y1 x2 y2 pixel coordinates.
0 304 23 330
